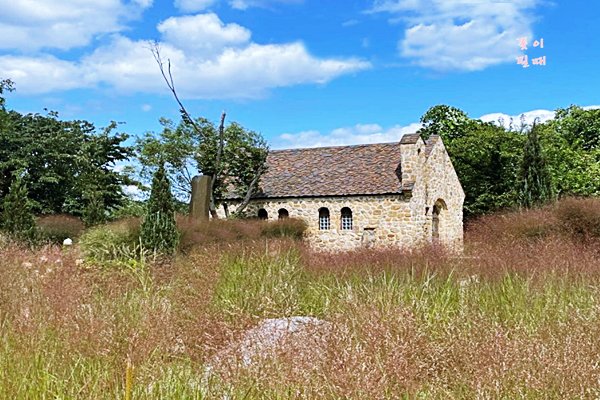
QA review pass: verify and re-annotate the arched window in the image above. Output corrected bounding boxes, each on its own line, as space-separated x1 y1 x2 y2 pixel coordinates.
432 205 440 242
341 207 352 230
278 208 289 220
319 208 330 230
258 209 268 220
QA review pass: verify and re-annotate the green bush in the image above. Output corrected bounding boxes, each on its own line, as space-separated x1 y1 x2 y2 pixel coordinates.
78 218 147 264
140 164 179 254
554 197 600 240
1 174 37 244
82 189 108 228
37 214 85 244
260 218 308 239
107 198 146 220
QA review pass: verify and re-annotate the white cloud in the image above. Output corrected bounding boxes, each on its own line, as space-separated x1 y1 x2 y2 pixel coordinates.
141 104 152 111
0 13 371 98
0 54 93 93
274 123 423 149
479 105 600 129
275 105 600 149
342 19 360 27
0 0 151 51
158 14 251 56
229 0 303 10
174 0 218 12
369 0 543 71
174 0 302 11
479 109 555 129
133 0 153 7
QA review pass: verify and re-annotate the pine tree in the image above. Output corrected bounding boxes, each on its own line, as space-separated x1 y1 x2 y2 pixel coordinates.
2 173 37 243
140 163 179 254
515 121 554 208
82 188 107 228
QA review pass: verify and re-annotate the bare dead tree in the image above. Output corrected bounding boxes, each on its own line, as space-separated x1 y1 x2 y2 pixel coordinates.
209 110 226 218
150 42 204 138
232 164 266 218
149 41 267 219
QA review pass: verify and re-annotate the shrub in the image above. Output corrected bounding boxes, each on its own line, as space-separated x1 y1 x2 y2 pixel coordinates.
515 122 554 208
465 196 600 246
107 198 146 220
78 218 146 264
37 214 85 244
464 205 557 245
177 216 265 252
140 164 179 254
554 197 600 240
82 189 107 228
1 174 37 243
502 207 556 240
260 218 308 239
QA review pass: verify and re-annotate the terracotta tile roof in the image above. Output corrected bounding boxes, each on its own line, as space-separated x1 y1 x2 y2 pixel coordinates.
239 141 409 199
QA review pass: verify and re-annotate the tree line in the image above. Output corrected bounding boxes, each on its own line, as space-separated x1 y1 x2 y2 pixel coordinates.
418 104 600 219
1 76 599 244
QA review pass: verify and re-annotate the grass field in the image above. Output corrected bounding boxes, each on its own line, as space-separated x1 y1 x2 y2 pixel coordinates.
2 199 600 399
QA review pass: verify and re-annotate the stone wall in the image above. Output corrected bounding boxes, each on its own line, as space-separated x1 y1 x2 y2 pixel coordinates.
403 136 465 251
217 135 465 252
218 194 418 251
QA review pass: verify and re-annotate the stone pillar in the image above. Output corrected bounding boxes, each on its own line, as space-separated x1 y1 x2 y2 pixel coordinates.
189 175 211 220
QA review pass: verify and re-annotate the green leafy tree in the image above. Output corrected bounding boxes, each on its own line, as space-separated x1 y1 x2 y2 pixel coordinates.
0 108 135 215
2 171 37 243
541 105 600 197
140 163 179 254
418 104 525 217
0 79 14 110
418 105 474 142
0 79 14 196
515 121 554 208
136 117 268 217
449 121 524 216
147 45 269 218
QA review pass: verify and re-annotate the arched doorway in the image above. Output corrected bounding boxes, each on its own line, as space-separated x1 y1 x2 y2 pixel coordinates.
432 199 447 243
432 205 440 242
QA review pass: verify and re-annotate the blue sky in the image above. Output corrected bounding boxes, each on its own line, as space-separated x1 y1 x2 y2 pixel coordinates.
1 0 599 150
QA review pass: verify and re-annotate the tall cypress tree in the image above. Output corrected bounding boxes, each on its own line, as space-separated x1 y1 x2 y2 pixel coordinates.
2 173 37 243
82 188 107 228
140 163 180 254
515 121 554 208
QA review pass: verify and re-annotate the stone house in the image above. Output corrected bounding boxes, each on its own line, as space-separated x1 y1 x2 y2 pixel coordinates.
219 133 465 251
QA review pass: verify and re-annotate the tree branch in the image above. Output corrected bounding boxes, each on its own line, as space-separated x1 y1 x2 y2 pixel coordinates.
149 42 204 137
209 110 226 218
151 42 226 218
216 110 226 178
233 164 266 218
